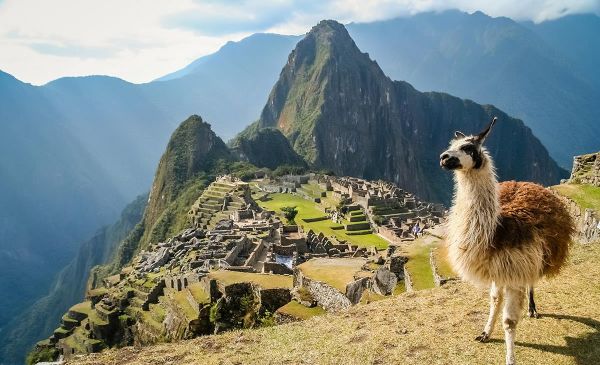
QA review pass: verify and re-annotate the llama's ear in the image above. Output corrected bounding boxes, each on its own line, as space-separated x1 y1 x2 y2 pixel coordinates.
475 117 498 144
454 131 466 139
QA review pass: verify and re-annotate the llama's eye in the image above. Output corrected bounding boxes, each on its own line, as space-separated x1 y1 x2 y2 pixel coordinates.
460 145 475 153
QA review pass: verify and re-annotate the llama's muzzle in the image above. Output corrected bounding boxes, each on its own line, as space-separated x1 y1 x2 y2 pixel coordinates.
440 153 461 170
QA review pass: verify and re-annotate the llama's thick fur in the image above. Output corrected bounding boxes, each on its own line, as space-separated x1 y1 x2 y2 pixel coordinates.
441 117 574 365
446 156 573 288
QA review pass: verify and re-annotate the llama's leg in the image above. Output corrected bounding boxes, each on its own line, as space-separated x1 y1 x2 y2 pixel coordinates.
475 281 503 342
527 286 539 318
503 287 525 365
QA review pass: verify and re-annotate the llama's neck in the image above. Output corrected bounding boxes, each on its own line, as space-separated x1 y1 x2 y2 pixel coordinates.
447 156 499 249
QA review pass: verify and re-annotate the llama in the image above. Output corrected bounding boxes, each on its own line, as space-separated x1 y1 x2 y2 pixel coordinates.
440 117 574 365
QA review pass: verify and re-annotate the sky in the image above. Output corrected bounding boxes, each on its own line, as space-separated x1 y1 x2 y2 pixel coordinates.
0 0 598 85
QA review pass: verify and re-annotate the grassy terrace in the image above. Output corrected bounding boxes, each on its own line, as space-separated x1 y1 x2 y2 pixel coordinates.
257 193 388 249
434 243 455 278
276 301 326 320
172 290 198 320
552 184 600 213
188 282 210 304
299 182 326 199
399 235 453 291
297 258 367 292
70 301 93 316
207 271 293 289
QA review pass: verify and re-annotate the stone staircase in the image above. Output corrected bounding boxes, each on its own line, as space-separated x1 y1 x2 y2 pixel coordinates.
189 180 250 229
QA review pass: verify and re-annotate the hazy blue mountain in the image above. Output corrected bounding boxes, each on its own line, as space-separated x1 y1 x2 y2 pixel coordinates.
522 14 600 86
141 33 301 141
346 11 600 167
0 72 128 336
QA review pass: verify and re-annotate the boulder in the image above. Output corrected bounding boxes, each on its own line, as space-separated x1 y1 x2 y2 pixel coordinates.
372 267 397 295
386 255 408 279
345 277 371 304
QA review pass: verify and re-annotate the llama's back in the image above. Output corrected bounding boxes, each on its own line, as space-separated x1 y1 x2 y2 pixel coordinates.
497 181 574 277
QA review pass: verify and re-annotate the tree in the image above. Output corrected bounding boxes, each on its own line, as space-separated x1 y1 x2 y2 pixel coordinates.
281 206 298 224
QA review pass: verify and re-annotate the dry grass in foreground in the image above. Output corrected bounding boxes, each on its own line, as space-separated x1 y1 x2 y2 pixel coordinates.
68 243 600 365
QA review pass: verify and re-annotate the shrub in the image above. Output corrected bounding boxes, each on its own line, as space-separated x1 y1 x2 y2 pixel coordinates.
281 206 299 224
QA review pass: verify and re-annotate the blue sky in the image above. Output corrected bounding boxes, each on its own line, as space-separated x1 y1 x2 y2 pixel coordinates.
0 0 598 85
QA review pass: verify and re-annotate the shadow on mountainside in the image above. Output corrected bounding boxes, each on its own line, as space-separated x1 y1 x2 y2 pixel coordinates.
515 314 600 365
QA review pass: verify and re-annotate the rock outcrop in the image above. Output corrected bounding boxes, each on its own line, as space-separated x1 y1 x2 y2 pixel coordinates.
230 124 307 169
257 20 566 203
570 152 600 187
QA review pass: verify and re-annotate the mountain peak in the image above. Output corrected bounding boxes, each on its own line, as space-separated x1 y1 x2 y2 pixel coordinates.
309 19 347 35
305 19 357 52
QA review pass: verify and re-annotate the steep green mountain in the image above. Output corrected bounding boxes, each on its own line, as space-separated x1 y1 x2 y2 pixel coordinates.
92 115 234 284
258 20 565 203
346 11 600 167
230 123 307 169
0 195 146 365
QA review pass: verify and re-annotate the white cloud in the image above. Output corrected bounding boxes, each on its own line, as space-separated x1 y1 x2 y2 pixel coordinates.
0 0 598 85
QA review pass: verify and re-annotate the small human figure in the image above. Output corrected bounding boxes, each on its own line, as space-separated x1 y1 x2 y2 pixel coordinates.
412 222 421 237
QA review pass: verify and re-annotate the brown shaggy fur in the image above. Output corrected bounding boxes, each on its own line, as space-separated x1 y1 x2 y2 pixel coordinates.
495 181 574 277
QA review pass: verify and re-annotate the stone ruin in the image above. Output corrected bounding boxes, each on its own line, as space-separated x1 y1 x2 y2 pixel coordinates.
323 175 445 243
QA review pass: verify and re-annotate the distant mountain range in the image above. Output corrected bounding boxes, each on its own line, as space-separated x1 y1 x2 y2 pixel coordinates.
1 10 598 365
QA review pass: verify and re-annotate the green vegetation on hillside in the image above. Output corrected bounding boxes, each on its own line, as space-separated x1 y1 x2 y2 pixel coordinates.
276 301 326 320
257 193 388 249
552 184 600 213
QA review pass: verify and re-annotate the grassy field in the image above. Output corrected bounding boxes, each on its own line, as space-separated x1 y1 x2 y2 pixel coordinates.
257 193 389 249
67 243 600 365
399 235 454 291
276 301 326 320
187 283 210 304
207 271 293 289
70 302 93 316
297 258 367 292
552 184 600 213
434 244 455 278
299 183 325 199
172 290 198 320
403 242 435 291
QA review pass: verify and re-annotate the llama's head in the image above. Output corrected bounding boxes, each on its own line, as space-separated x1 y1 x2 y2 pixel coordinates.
440 117 497 172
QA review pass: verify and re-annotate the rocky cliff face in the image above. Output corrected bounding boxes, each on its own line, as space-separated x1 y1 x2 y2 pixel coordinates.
258 20 566 203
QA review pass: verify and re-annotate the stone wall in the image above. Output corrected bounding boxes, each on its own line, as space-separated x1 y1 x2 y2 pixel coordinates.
293 268 351 311
559 194 600 244
244 239 267 267
429 249 448 287
403 265 414 293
